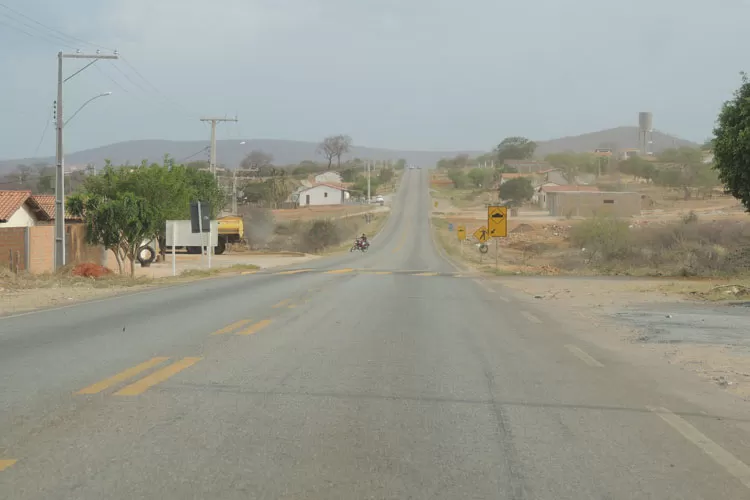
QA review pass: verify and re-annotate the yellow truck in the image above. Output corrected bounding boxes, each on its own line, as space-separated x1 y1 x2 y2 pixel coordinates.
215 215 244 254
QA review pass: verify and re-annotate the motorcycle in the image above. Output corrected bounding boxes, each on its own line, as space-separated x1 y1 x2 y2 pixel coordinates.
350 239 370 252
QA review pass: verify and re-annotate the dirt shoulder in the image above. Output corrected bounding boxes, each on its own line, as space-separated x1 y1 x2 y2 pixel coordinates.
0 252 318 317
498 275 750 402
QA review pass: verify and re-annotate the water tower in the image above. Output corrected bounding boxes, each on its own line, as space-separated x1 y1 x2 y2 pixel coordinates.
638 112 653 155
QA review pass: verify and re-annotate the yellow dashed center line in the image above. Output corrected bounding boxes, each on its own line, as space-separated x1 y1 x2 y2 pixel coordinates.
413 272 438 276
115 357 202 396
237 319 273 335
115 358 202 396
0 459 17 472
272 299 291 308
75 357 170 395
211 319 253 336
325 268 354 274
241 270 258 275
277 269 312 275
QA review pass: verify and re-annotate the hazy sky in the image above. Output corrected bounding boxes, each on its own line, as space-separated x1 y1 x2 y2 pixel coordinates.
0 0 747 159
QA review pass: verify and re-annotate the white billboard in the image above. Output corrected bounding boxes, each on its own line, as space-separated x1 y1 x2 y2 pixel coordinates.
166 220 218 247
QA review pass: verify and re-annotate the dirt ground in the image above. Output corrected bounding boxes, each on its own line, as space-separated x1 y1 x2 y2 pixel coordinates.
137 252 318 278
0 252 318 317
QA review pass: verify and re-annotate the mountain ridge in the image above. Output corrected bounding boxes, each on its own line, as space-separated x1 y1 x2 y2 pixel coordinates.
0 126 700 173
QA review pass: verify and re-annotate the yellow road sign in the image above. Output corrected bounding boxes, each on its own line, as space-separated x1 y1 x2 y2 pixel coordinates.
434 201 438 208
457 225 466 241
488 205 508 238
473 226 489 243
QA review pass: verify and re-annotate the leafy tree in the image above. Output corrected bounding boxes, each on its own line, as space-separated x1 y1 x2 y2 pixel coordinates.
656 147 714 199
68 190 158 277
546 152 599 179
261 169 291 208
340 168 358 182
713 73 750 211
618 156 654 182
394 159 407 170
494 137 537 163
467 167 493 188
498 177 534 207
317 134 352 168
447 168 468 189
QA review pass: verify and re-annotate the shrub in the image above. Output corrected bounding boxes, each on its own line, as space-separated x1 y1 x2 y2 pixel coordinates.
569 216 632 263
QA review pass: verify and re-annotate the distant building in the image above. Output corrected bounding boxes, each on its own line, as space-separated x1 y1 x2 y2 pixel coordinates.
536 185 599 210
546 191 641 218
294 183 348 206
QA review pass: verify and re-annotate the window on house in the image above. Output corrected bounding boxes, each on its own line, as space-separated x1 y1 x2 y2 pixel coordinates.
603 199 614 204
324 192 328 197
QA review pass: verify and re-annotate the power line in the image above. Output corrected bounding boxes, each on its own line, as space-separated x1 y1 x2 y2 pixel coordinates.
0 2 113 51
179 146 210 162
34 118 52 157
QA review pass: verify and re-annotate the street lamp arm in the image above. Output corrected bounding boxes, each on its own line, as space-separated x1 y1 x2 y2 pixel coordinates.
63 92 111 127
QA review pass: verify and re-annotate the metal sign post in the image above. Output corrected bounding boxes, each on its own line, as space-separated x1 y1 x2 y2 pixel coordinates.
197 202 205 267
172 222 177 277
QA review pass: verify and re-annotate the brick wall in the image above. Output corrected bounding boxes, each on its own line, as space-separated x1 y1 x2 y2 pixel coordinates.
0 224 109 274
27 226 54 273
0 227 27 271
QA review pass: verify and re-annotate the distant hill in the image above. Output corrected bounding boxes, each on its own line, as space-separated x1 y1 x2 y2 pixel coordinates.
0 127 700 175
0 139 484 174
534 126 699 157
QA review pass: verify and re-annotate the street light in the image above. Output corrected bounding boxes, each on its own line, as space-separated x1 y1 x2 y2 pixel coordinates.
55 50 118 270
63 92 112 127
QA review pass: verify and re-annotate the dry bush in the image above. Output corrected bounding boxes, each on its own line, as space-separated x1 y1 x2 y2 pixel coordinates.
560 214 750 276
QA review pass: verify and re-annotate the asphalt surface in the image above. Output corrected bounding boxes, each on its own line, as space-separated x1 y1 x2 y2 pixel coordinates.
2 169 750 498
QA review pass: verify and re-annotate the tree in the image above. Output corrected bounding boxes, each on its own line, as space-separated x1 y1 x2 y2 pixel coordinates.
546 152 599 179
68 190 158 277
378 167 394 184
241 150 273 172
494 137 537 163
317 134 352 168
447 168 468 189
15 164 32 184
499 177 534 207
713 73 750 211
618 156 653 182
340 168 358 182
394 159 407 170
467 168 493 188
656 147 712 200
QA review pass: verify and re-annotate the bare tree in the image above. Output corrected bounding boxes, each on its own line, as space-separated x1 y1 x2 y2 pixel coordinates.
241 150 274 173
317 135 352 169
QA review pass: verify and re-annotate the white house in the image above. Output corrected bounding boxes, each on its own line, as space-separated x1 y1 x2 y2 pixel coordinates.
314 171 343 184
0 190 55 228
295 184 348 206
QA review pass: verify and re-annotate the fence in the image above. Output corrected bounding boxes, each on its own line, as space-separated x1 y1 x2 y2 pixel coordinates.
0 224 106 274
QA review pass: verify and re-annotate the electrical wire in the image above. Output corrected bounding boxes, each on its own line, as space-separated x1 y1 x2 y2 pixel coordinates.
0 2 113 51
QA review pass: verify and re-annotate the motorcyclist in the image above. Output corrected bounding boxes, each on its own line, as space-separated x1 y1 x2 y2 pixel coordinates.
359 233 368 248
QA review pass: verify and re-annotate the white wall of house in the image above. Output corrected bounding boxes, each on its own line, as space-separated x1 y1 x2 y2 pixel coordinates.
314 172 342 184
298 185 345 206
533 183 561 208
0 204 36 228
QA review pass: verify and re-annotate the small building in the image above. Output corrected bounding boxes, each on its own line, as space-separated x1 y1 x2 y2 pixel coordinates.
546 191 641 218
314 171 343 184
0 190 80 227
295 183 348 206
536 185 599 210
0 190 53 227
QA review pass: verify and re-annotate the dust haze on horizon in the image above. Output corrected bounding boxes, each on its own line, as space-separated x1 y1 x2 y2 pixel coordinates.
0 0 745 160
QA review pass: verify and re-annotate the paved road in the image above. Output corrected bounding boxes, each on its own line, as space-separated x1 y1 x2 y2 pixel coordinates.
2 170 750 499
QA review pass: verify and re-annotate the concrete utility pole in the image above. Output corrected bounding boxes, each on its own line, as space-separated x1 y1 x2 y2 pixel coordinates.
366 161 371 202
199 116 238 176
55 51 118 271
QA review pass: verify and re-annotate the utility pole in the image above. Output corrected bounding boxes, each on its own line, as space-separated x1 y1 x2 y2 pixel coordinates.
367 161 371 202
199 116 238 176
55 50 118 271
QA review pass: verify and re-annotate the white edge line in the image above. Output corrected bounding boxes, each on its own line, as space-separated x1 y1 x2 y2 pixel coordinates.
565 344 604 368
521 311 542 324
648 406 750 490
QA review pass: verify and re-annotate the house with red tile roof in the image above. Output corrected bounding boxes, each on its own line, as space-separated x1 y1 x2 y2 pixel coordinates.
0 191 79 227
